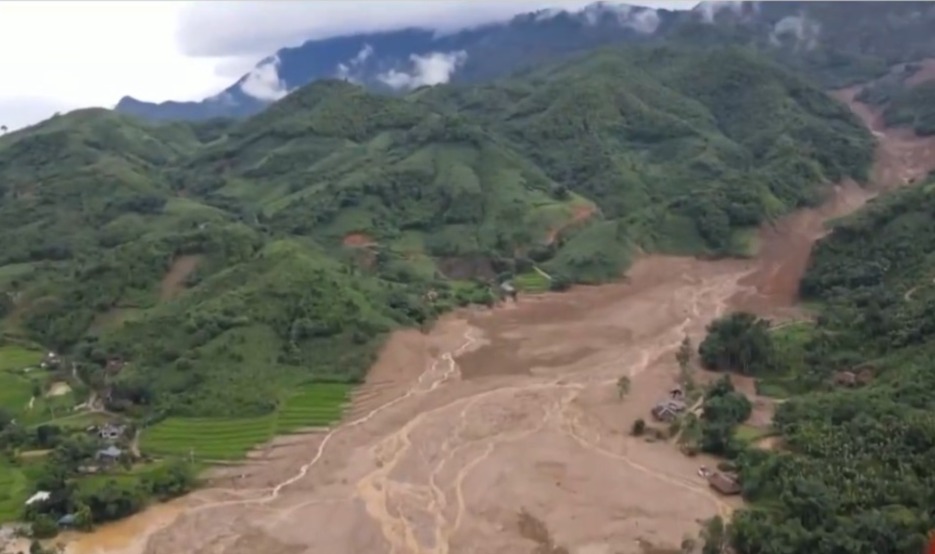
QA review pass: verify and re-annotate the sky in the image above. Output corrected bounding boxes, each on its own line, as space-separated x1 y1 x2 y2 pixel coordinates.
0 0 697 131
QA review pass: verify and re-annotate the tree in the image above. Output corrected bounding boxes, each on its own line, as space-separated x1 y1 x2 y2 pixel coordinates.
631 418 646 436
700 516 728 554
74 503 93 531
0 124 7 134
676 335 696 390
676 335 692 370
698 376 751 455
31 515 59 539
616 375 631 399
0 408 11 432
699 312 776 375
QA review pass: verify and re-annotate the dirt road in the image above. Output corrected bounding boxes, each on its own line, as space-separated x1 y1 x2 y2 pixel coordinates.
65 84 935 554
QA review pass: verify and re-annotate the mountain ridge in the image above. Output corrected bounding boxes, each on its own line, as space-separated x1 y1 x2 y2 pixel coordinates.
115 1 935 123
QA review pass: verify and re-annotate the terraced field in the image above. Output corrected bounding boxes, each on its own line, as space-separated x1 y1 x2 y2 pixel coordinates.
0 344 43 371
0 460 44 522
0 345 45 414
512 271 551 293
141 383 350 461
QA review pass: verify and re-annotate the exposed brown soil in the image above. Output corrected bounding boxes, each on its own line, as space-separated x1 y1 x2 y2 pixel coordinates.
752 436 783 452
46 381 72 397
904 58 935 87
65 82 935 554
437 255 496 281
342 232 377 248
546 204 597 245
159 255 202 302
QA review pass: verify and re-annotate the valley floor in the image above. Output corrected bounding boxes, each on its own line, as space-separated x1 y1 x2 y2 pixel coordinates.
62 81 935 554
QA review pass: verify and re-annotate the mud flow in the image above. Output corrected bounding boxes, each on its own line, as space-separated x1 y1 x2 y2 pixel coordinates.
66 77 935 554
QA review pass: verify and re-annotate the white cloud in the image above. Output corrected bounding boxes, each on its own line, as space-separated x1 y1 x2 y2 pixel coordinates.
239 56 290 101
378 50 468 90
770 14 820 51
0 1 230 131
693 1 749 24
0 97 77 133
336 44 375 82
627 8 661 33
175 1 695 59
0 0 696 131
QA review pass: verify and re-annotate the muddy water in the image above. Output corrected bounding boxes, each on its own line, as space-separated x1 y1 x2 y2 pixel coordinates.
64 84 935 554
65 503 188 554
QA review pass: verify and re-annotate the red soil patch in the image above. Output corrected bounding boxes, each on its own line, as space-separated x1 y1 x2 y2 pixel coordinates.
438 255 496 280
160 255 202 301
342 233 377 248
546 204 597 245
905 58 935 88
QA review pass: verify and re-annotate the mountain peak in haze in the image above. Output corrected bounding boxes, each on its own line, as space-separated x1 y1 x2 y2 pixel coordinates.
116 1 935 122
116 2 683 122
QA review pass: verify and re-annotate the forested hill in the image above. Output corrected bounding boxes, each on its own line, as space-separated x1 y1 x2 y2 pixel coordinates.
699 180 935 552
0 44 872 419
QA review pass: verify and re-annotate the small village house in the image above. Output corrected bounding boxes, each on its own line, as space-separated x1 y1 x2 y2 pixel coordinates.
707 471 742 496
651 398 686 422
57 514 77 529
96 446 123 466
96 423 127 442
25 491 50 506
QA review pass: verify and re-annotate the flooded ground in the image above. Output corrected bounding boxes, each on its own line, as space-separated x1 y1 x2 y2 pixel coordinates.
64 75 935 554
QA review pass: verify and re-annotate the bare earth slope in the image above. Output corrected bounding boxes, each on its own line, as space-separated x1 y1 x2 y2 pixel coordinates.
65 84 935 554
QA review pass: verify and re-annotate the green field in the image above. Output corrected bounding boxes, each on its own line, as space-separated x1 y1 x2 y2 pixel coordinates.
0 344 43 371
734 424 773 444
755 321 816 398
141 383 350 460
0 345 46 418
513 271 551 293
0 460 44 522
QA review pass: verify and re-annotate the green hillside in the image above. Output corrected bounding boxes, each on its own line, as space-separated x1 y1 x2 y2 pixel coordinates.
857 63 935 136
421 45 873 273
0 45 874 422
699 181 935 553
0 28 894 537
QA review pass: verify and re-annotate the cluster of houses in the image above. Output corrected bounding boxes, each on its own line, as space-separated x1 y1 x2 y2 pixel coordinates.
647 387 742 496
79 423 130 473
24 422 133 528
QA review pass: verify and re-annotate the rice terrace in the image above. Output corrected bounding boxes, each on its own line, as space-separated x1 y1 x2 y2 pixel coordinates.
141 384 351 461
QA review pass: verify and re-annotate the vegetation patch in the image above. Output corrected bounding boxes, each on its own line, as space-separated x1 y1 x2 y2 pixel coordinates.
159 254 202 301
141 383 349 460
0 40 879 535
512 271 551 294
700 178 935 554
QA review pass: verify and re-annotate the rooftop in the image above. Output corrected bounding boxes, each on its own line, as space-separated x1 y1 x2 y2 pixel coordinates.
97 446 123 458
25 491 50 506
